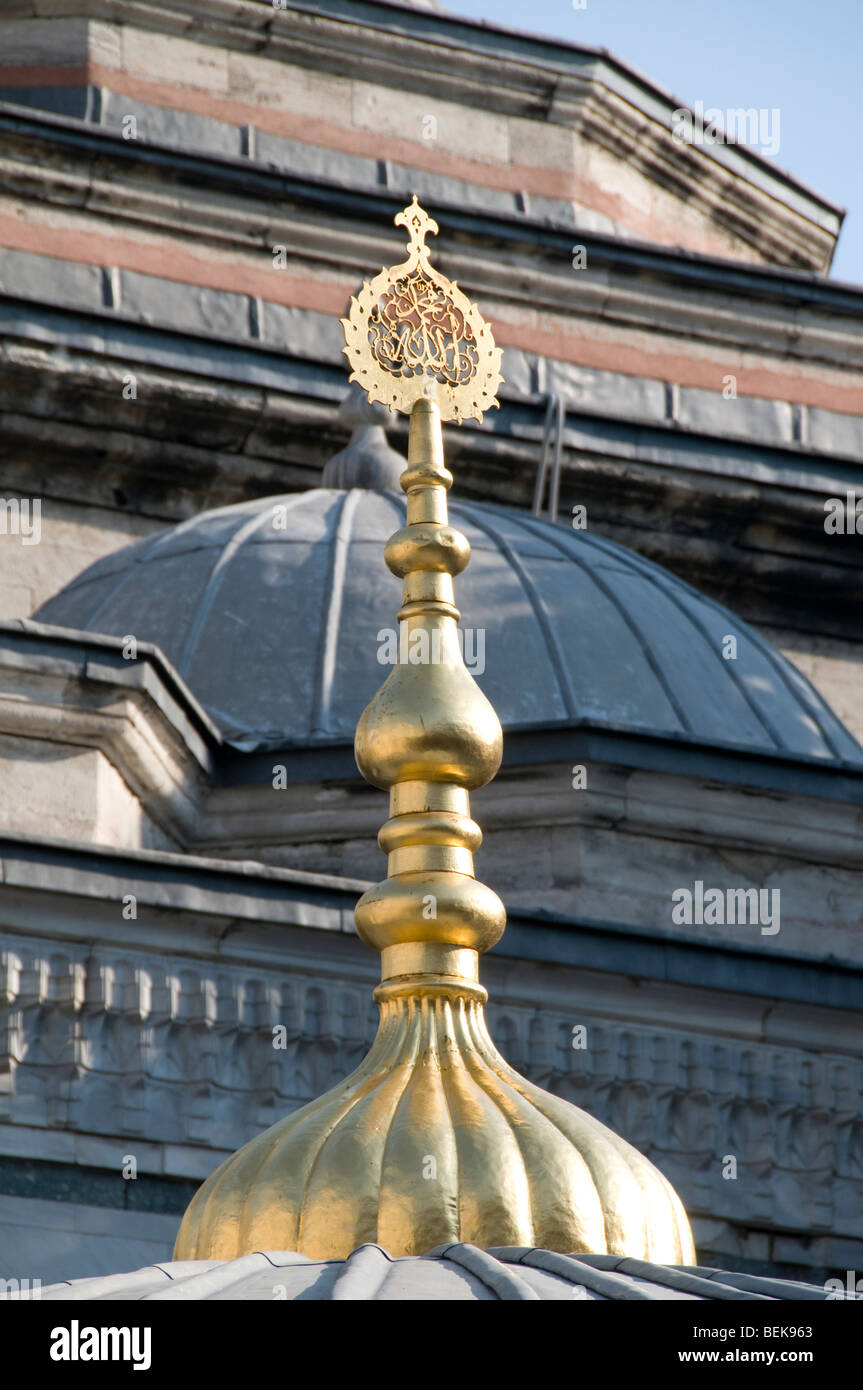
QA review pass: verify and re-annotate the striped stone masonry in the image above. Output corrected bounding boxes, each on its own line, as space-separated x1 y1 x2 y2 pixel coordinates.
0 0 842 270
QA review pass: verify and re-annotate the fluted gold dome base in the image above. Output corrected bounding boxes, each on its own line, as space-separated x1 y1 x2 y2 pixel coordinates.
174 972 694 1263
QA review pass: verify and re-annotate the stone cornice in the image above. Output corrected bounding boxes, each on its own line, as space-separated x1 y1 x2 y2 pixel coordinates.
1 0 841 233
221 722 863 805
3 294 862 486
3 292 861 644
4 255 862 662
207 737 863 875
0 109 858 374
2 831 862 1017
0 621 218 843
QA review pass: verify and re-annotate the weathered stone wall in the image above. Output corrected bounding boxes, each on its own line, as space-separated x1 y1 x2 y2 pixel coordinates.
0 927 858 1282
0 733 172 849
0 497 161 619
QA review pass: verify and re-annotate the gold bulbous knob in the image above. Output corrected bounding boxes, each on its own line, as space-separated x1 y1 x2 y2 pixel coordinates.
354 871 506 955
378 808 483 854
385 523 471 578
354 658 503 791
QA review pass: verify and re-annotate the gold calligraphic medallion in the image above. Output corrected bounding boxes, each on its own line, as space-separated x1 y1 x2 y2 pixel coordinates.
341 196 503 422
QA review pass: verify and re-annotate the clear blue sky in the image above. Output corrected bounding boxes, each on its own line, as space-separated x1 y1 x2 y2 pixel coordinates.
442 0 862 285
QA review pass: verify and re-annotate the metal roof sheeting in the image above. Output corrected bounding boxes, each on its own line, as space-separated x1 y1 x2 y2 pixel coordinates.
37 1242 851 1301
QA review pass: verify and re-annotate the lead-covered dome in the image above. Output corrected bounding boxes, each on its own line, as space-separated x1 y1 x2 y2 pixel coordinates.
38 1243 840 1301
36 489 862 762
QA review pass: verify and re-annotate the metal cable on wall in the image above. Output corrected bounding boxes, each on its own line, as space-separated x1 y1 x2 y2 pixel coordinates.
532 391 566 521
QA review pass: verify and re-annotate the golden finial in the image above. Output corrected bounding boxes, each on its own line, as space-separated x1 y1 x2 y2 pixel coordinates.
173 202 695 1264
341 193 503 422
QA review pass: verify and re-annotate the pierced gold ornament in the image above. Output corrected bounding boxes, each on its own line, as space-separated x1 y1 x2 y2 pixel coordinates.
341 196 503 422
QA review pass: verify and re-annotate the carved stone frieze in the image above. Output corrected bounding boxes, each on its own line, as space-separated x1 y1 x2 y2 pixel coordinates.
1 936 860 1255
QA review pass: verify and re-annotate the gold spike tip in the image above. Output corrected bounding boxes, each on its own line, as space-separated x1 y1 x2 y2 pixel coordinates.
340 196 503 422
173 210 696 1266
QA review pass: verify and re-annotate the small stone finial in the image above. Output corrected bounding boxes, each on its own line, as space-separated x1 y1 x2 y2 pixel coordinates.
172 202 695 1266
321 383 406 491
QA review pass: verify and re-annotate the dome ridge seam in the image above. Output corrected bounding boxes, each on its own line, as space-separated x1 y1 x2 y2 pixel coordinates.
497 507 697 737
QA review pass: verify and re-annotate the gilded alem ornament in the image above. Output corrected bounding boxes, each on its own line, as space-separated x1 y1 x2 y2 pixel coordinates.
174 201 695 1265
341 196 503 422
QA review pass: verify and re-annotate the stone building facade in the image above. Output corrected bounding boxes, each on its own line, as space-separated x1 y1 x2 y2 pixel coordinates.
0 0 861 1285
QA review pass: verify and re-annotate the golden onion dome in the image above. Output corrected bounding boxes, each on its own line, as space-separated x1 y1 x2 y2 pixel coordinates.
175 982 693 1261
174 203 695 1268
